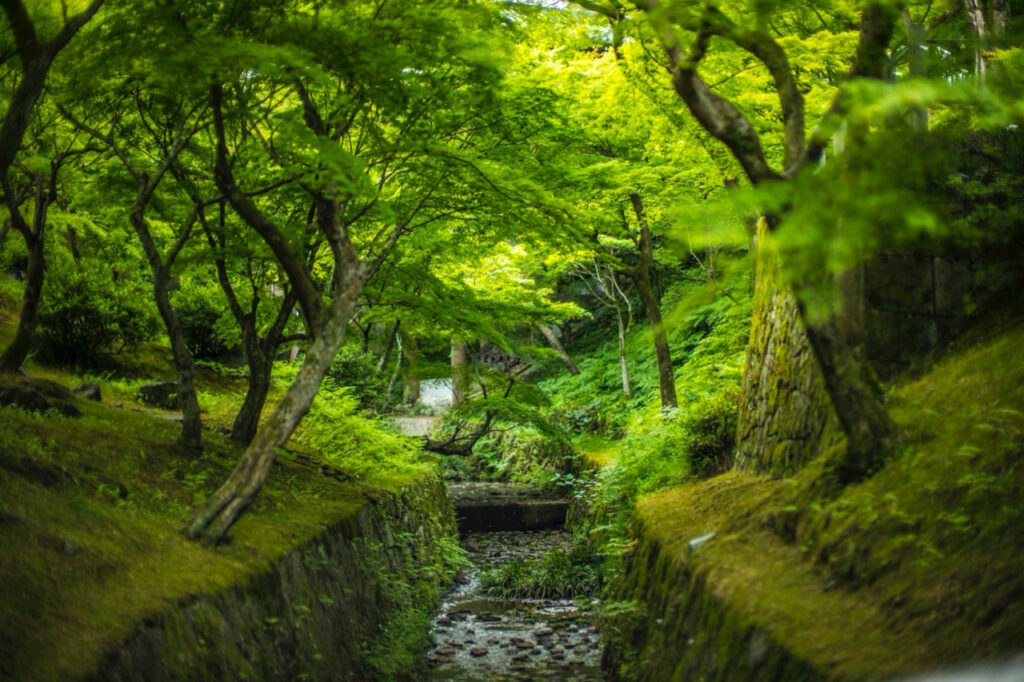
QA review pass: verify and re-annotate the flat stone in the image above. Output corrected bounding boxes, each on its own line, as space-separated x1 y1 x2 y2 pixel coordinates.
72 382 101 402
137 381 178 409
469 647 488 657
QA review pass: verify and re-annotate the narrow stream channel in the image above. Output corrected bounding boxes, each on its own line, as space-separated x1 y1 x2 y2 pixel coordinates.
425 493 606 681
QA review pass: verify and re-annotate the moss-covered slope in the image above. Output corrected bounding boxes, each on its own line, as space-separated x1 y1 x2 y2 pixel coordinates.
0 393 454 681
603 317 1024 681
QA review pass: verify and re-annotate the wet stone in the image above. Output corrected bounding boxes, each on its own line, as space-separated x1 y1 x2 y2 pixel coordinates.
425 517 604 680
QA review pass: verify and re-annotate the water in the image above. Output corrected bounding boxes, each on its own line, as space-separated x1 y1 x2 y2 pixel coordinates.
426 529 605 681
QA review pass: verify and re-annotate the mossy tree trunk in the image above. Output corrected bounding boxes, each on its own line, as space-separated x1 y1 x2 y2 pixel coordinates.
614 0 899 478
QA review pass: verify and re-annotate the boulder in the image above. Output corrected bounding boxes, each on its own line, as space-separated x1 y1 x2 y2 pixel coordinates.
72 382 102 402
137 381 178 409
0 378 81 417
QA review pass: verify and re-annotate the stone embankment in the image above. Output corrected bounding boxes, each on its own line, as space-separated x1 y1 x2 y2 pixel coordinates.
94 478 455 681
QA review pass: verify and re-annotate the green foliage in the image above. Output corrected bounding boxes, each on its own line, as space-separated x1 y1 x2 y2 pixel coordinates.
170 278 237 361
294 392 430 484
479 546 600 600
323 345 387 412
38 257 158 367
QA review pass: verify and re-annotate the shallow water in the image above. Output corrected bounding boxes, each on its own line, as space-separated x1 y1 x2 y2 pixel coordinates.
425 529 605 681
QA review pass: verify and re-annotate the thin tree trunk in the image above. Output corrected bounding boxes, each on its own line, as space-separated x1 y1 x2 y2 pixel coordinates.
184 264 366 543
628 193 677 411
386 332 403 401
230 350 272 446
616 307 632 398
131 208 202 451
0 230 42 372
403 336 421 405
149 265 203 450
377 319 400 372
451 335 469 405
536 322 580 375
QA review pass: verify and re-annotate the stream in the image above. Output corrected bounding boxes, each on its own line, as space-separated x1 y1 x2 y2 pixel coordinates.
426 529 604 681
424 484 606 681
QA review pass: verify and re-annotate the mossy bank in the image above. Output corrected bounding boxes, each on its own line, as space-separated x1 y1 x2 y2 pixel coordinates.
602 315 1024 680
0 391 457 681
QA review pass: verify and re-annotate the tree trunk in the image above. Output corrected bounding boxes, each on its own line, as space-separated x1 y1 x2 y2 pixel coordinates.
964 0 989 80
403 336 421 405
616 307 632 398
536 322 580 375
150 267 203 451
798 304 895 482
451 335 469 405
230 349 272 446
0 0 104 179
386 332 403 401
0 230 42 372
184 263 366 544
131 209 202 451
628 193 677 411
377 319 400 372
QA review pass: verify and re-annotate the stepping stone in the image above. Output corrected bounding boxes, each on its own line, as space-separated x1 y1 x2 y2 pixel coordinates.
512 653 529 662
470 647 488 657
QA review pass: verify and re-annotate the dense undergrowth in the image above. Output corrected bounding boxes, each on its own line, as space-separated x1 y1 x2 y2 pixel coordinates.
536 271 753 575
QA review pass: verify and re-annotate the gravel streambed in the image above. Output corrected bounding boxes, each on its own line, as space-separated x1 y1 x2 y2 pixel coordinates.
425 529 604 681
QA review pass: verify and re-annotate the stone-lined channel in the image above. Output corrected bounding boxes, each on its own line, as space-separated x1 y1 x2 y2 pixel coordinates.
425 484 605 681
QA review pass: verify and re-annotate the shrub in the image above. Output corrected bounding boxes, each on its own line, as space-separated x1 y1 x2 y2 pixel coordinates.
39 258 158 366
323 343 387 411
479 546 600 599
171 279 237 360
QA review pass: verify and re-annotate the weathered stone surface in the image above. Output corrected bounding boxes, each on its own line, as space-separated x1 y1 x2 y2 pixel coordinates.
137 381 178 409
91 477 456 682
0 377 81 417
72 382 102 402
734 229 841 477
448 482 568 531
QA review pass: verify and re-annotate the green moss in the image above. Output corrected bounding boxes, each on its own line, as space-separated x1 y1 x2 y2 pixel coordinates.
0 372 441 680
605 317 1024 680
